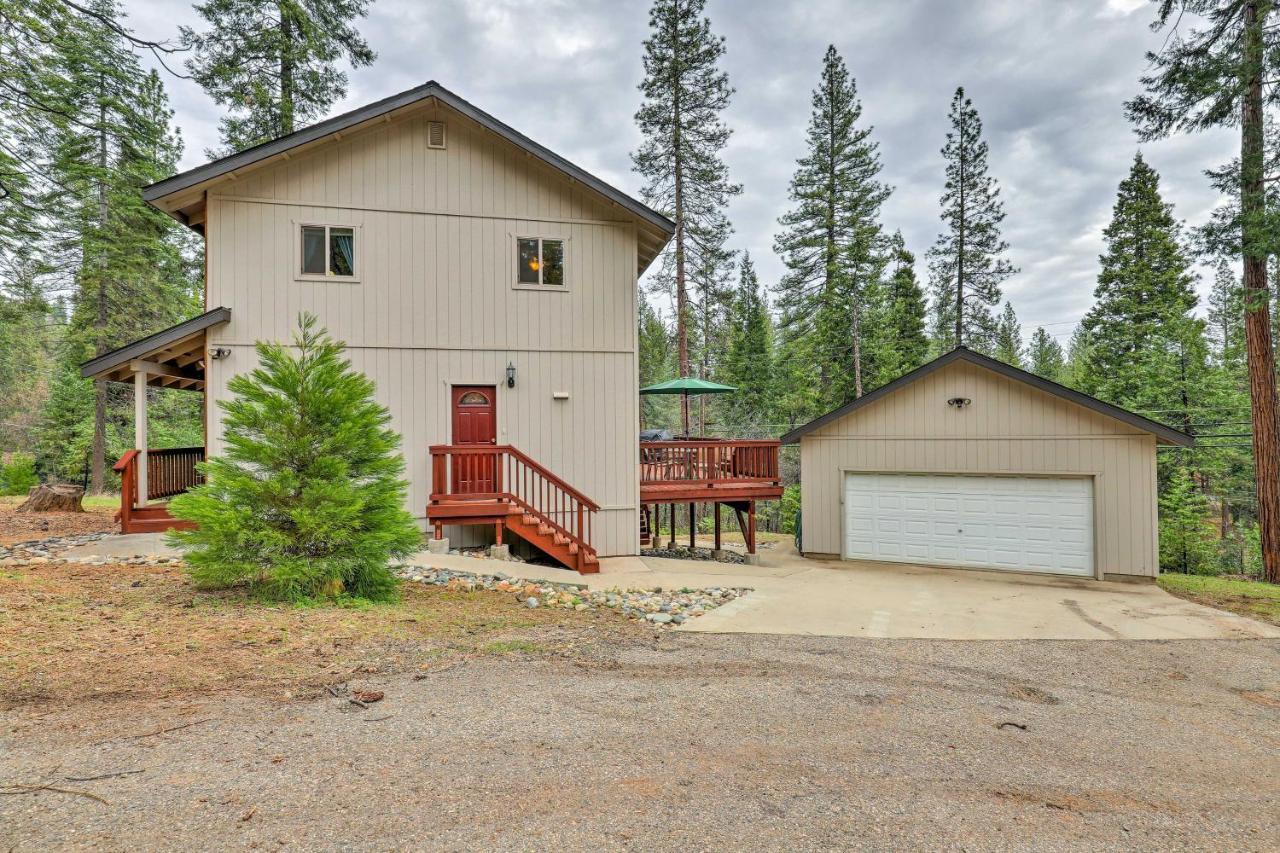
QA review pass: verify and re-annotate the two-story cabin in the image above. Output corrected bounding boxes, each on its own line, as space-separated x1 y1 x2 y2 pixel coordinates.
81 82 782 572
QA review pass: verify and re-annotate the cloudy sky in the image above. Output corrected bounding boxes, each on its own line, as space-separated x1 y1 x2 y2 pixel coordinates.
125 0 1235 345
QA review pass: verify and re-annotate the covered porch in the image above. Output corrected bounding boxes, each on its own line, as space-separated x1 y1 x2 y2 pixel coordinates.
79 308 229 533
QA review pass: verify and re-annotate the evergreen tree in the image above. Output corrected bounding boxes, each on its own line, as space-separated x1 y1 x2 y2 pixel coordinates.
1063 325 1092 390
169 315 419 601
719 253 775 435
43 1 200 491
774 45 891 407
1129 0 1280 583
1207 260 1246 370
638 300 677 429
928 87 1016 354
633 0 741 433
994 301 1024 368
183 0 377 153
1078 154 1208 431
1027 327 1065 382
1159 463 1217 574
883 233 929 375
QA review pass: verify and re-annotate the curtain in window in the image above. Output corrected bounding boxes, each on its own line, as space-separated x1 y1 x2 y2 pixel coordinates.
331 230 355 276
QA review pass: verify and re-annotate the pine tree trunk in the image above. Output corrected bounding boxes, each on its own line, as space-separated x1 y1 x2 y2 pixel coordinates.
954 118 966 349
89 90 109 494
852 299 863 398
279 5 295 134
1241 1 1280 584
670 12 689 436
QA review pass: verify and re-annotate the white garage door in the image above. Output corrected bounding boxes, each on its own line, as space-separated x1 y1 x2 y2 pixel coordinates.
843 473 1094 577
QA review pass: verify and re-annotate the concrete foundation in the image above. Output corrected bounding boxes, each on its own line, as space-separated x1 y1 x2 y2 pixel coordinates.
427 538 449 554
711 549 728 561
488 544 511 560
743 553 761 566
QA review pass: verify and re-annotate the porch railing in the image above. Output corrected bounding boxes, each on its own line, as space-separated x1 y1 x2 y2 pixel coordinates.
115 446 205 508
639 439 781 487
428 444 598 558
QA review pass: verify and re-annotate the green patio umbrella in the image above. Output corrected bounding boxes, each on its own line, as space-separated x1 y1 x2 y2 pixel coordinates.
640 376 736 437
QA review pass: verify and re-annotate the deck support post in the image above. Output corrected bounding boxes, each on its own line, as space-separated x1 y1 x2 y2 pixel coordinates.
712 502 726 560
134 368 148 508
494 520 503 546
668 503 676 548
743 500 760 566
688 502 695 550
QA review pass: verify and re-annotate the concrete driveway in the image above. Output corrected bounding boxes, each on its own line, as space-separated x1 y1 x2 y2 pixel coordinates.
65 533 1280 641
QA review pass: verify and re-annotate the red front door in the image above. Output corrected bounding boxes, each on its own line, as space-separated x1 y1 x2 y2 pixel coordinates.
451 385 497 494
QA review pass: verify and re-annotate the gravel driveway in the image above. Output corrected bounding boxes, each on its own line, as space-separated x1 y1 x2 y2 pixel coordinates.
3 634 1277 851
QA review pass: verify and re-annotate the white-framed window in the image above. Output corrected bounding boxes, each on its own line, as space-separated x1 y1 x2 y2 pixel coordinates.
514 237 566 290
297 223 359 281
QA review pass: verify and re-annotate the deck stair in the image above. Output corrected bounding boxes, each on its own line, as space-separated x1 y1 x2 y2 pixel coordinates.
427 444 599 573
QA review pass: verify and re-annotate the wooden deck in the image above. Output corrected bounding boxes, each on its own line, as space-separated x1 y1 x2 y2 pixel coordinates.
639 439 782 554
639 439 783 503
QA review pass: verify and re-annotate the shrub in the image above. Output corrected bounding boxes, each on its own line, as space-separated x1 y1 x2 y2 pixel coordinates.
168 314 421 601
0 453 38 496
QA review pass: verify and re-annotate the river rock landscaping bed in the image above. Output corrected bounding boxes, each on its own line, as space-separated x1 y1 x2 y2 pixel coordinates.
396 565 749 626
641 545 746 564
0 532 115 564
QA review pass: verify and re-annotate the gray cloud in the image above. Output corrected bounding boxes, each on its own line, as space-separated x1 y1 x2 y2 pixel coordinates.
126 0 1236 344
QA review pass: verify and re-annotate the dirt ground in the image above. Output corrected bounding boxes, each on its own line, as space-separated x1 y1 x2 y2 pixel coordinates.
0 561 633 709
0 497 117 546
1 561 1277 850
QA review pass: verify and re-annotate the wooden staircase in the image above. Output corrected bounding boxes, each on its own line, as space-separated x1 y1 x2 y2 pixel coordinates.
114 448 203 534
426 444 600 573
504 506 599 571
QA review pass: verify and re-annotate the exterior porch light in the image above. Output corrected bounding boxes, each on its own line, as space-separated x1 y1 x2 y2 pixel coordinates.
506 362 516 388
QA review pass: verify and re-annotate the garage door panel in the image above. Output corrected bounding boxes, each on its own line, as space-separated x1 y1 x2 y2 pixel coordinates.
843 473 1094 577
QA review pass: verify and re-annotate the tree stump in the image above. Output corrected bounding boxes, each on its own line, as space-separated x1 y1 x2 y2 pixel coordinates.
16 484 85 513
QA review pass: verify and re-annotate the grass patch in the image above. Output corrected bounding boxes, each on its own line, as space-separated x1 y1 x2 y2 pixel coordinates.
0 493 119 509
0 560 635 709
1158 573 1280 626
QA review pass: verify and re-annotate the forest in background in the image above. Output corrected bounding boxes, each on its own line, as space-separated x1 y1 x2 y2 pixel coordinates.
0 0 1275 578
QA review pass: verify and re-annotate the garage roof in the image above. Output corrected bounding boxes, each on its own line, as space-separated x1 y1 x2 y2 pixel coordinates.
779 347 1195 447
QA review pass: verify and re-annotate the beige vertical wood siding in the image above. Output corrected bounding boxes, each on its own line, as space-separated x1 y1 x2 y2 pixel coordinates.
203 104 641 555
798 361 1160 578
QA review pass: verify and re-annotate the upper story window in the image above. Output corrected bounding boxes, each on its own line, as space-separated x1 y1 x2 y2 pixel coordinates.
516 237 564 288
300 224 357 279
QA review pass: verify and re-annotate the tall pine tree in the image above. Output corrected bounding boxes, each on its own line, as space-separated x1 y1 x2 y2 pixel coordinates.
44 1 200 491
928 87 1016 354
719 253 775 435
638 300 677 429
182 0 377 153
633 0 740 434
1078 154 1207 432
774 45 890 408
1027 327 1065 382
1129 0 1280 583
994 301 1024 368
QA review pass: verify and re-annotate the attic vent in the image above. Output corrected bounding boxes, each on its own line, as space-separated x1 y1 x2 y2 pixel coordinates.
427 120 446 149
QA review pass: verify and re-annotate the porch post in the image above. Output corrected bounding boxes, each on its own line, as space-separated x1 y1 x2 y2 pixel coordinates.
134 368 148 508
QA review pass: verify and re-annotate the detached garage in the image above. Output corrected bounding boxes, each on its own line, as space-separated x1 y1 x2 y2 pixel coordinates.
781 348 1193 581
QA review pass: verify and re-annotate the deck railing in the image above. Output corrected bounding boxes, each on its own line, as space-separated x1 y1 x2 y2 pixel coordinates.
639 439 781 487
428 444 598 558
145 447 205 501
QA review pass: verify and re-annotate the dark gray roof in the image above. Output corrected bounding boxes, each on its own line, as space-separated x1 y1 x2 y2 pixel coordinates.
80 307 231 380
779 347 1194 447
142 81 675 238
